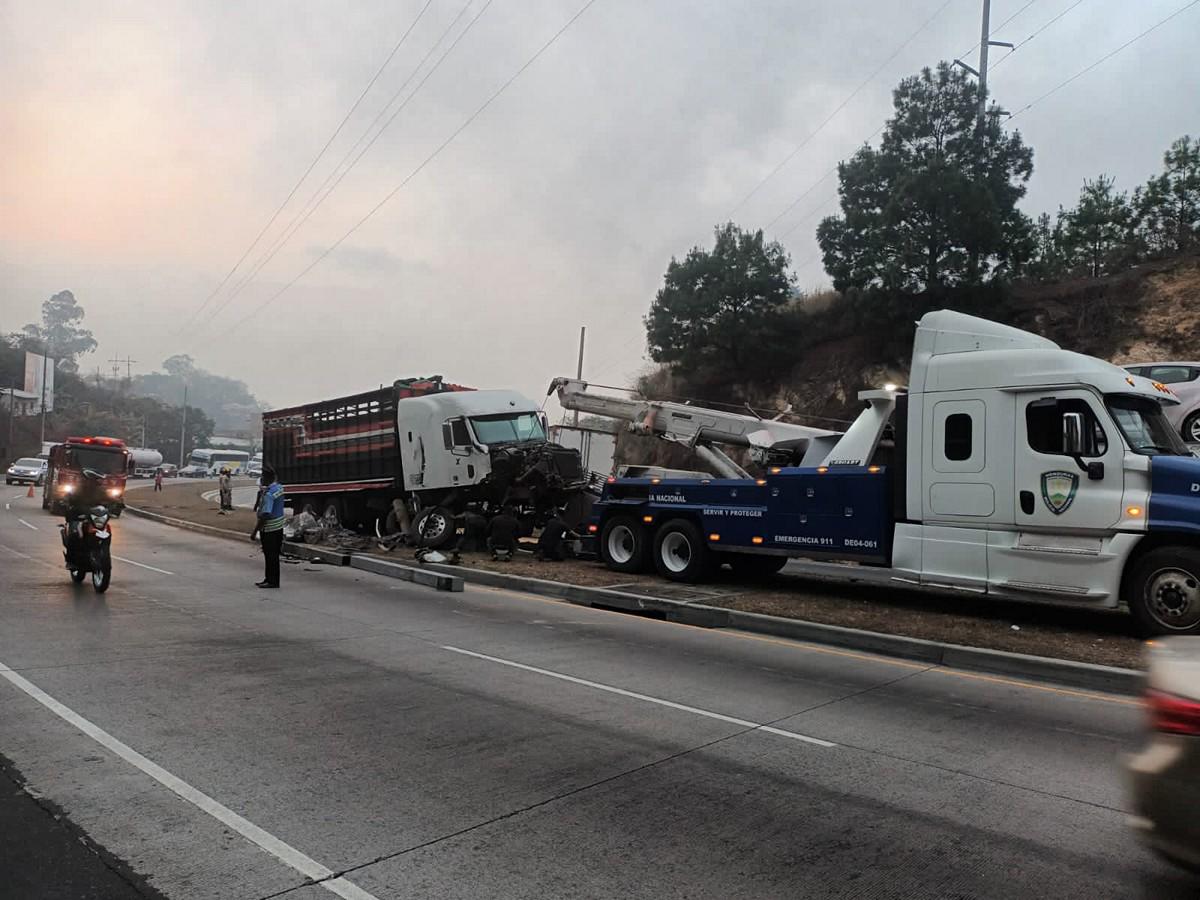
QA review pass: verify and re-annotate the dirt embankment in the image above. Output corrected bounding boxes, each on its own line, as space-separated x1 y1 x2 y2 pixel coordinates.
130 479 1147 670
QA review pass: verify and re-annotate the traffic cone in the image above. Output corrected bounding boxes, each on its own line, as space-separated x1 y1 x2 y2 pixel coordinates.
26 483 34 498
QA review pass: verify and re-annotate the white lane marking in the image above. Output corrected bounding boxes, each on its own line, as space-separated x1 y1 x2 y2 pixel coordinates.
112 556 175 576
443 645 836 748
0 660 380 900
17 518 38 531
0 542 30 559
10 492 28 500
4 503 9 510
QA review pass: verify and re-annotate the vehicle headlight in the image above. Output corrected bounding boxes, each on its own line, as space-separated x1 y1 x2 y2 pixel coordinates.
60 483 74 493
107 487 122 498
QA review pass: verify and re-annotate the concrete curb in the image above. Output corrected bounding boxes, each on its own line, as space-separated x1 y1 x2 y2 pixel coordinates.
416 562 1145 696
350 554 463 592
126 505 1144 695
124 505 248 542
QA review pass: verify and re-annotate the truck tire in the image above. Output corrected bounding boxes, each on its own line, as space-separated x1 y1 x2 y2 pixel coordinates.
1127 547 1200 636
653 518 714 583
600 516 648 573
415 506 457 549
727 553 788 580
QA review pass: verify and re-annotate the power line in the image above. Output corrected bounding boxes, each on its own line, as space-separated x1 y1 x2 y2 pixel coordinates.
727 0 958 219
777 190 840 241
226 0 601 332
195 0 485 336
177 0 435 334
767 122 885 232
990 0 1088 71
211 0 479 319
1010 0 1199 118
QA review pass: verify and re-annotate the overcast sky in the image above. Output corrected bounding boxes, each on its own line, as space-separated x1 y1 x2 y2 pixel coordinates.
2 0 1197 420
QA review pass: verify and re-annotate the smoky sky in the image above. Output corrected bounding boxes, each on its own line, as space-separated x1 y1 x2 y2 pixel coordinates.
2 0 1197 418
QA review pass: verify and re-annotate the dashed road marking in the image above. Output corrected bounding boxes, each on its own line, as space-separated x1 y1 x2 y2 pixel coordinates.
443 644 836 748
113 556 175 576
0 659 381 900
17 518 38 531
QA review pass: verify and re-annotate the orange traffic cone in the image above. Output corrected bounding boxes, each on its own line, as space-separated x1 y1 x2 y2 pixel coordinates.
26 483 35 498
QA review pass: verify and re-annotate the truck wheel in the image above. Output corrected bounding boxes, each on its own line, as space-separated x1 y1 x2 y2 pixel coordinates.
1127 547 1200 636
415 506 457 549
727 553 788 580
600 516 648 573
653 519 713 583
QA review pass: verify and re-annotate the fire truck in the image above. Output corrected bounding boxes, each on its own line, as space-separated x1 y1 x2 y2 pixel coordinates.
43 436 129 516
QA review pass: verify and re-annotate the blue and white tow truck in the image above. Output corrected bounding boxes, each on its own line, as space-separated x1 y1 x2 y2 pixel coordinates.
554 310 1200 636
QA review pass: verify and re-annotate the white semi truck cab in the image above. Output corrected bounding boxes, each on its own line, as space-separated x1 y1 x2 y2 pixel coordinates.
589 310 1200 635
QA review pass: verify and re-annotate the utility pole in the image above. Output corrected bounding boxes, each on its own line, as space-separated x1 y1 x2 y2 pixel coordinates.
953 0 1013 131
573 326 586 427
6 379 16 461
39 344 49 445
179 384 188 468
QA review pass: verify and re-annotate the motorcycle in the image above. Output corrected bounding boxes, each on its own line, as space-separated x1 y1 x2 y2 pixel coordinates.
59 472 114 592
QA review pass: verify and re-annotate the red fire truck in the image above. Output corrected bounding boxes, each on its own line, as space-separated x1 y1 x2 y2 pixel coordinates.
42 436 130 516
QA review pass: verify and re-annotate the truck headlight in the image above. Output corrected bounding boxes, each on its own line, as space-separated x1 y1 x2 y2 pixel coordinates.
60 484 74 494
108 487 122 498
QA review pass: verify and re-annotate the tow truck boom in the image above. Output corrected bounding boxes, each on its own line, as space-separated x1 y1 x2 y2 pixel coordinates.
548 377 845 477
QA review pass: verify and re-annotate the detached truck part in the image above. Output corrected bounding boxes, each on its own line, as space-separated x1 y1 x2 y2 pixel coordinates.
263 377 588 547
585 310 1200 636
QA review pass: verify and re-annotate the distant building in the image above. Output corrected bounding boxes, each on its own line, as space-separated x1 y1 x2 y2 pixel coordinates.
0 388 40 416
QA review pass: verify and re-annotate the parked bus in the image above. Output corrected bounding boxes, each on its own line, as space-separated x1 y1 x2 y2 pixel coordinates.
181 448 250 477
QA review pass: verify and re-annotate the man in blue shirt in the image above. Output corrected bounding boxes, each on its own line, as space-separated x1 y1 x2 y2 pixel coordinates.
251 466 285 588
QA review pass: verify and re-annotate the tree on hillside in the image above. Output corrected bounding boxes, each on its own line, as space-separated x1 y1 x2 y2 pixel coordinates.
1134 135 1200 257
817 63 1034 294
20 290 97 373
644 223 795 382
1057 175 1133 278
132 355 264 432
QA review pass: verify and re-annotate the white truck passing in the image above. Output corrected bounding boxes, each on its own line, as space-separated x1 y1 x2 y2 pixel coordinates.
565 310 1200 635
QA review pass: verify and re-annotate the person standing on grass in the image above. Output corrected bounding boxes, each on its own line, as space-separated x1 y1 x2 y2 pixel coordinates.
154 468 163 492
218 466 233 513
250 465 285 589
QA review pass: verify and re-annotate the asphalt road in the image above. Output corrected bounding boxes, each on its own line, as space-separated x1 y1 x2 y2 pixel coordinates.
0 489 1196 900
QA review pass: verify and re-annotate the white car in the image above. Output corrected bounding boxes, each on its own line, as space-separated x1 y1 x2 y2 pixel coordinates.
6 457 47 485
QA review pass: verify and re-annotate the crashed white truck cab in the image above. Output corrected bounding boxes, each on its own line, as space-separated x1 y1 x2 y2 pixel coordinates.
587 311 1200 635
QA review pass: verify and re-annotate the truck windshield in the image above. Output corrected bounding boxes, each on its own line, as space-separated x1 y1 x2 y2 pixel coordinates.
1106 395 1190 456
67 447 127 474
470 413 546 445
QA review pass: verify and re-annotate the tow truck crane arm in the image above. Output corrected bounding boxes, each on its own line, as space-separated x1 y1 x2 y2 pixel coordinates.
548 377 853 476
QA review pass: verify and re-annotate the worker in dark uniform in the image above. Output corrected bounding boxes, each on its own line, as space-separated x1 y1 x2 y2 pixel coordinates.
251 465 285 588
535 514 571 561
488 507 521 561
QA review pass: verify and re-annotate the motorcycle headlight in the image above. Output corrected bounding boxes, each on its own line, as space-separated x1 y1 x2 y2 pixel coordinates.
90 510 109 527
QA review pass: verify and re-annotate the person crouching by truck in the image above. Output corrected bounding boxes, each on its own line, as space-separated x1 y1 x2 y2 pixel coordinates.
250 466 285 589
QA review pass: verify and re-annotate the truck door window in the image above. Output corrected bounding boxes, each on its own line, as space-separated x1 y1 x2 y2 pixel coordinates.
1026 399 1107 457
450 419 472 446
944 414 972 461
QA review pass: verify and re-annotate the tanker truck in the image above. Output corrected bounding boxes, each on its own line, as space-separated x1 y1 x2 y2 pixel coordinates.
126 447 164 478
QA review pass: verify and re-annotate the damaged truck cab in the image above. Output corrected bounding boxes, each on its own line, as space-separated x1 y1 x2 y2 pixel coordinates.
592 310 1200 635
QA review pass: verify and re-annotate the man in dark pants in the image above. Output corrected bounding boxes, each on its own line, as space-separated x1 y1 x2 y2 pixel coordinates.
250 466 285 588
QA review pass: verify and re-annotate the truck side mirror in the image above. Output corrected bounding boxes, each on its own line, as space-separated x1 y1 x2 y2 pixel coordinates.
1062 412 1085 456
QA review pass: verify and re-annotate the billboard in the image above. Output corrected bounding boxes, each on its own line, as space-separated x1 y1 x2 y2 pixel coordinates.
23 351 55 413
